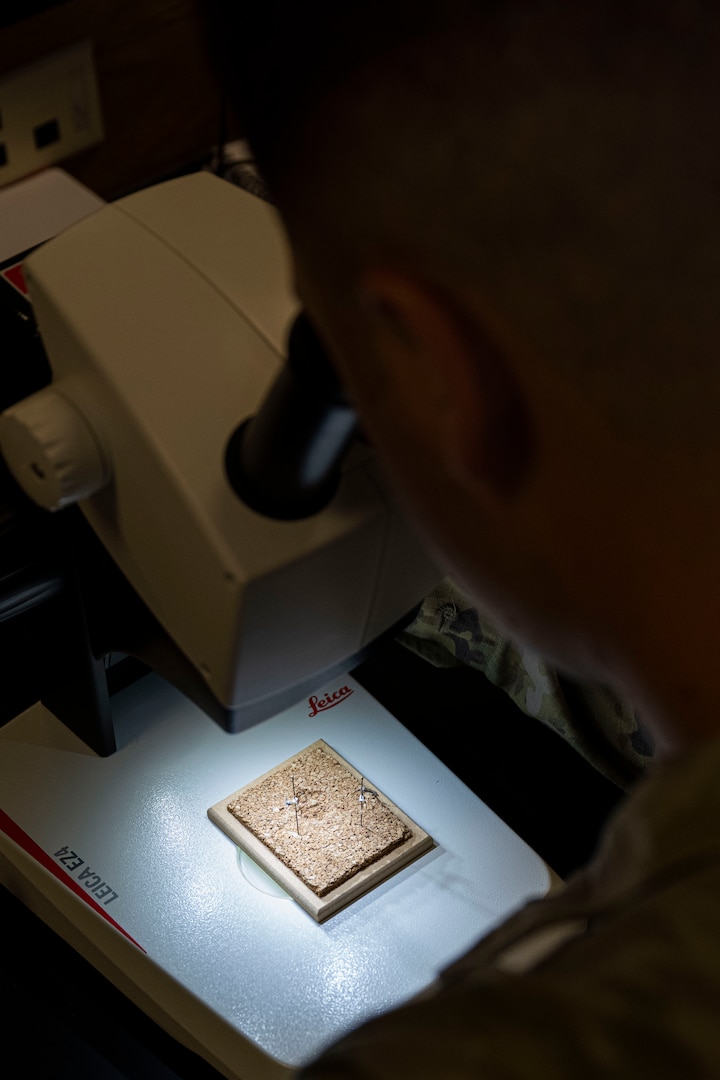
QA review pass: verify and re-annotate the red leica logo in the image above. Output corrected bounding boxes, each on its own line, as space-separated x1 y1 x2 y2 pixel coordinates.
2 262 29 296
308 686 353 717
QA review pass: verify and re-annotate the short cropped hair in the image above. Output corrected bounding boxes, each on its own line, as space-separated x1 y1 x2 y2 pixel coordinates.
203 1 720 444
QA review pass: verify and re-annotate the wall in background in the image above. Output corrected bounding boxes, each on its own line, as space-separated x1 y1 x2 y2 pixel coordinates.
0 0 229 198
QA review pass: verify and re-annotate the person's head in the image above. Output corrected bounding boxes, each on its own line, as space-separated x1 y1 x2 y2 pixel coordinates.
203 1 720 743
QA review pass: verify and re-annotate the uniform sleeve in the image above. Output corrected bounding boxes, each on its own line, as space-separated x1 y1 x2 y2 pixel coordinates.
297 969 657 1080
397 578 652 788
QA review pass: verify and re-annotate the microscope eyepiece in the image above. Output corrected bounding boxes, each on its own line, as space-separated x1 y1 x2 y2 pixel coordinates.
225 312 357 520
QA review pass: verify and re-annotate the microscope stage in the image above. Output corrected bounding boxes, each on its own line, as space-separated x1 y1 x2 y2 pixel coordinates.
0 673 550 1079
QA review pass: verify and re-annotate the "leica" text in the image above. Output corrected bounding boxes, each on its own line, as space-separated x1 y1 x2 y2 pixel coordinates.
308 686 354 717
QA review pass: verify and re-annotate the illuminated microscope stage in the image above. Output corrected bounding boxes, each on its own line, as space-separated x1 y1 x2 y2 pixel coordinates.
0 673 550 1079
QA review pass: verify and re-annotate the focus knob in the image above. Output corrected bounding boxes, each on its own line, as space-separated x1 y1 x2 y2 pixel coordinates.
0 385 110 511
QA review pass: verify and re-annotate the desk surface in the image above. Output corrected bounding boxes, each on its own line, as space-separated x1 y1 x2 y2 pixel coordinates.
0 168 103 262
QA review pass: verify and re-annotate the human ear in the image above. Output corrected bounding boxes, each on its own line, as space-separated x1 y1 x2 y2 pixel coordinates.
360 271 535 499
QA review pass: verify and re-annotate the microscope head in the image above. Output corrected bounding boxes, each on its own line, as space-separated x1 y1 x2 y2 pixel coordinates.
0 172 438 732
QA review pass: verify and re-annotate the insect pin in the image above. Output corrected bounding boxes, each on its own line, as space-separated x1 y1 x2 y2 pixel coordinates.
285 774 300 833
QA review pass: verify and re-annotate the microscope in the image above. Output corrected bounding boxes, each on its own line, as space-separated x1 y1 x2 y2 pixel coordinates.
0 171 549 1078
0 170 437 753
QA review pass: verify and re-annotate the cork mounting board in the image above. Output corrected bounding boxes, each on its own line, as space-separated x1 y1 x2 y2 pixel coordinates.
208 739 434 921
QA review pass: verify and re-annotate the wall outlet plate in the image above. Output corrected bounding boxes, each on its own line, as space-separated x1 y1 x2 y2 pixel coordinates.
0 41 104 188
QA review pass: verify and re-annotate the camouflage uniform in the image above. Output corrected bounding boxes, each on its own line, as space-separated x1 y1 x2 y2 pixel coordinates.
398 579 654 790
300 732 720 1079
